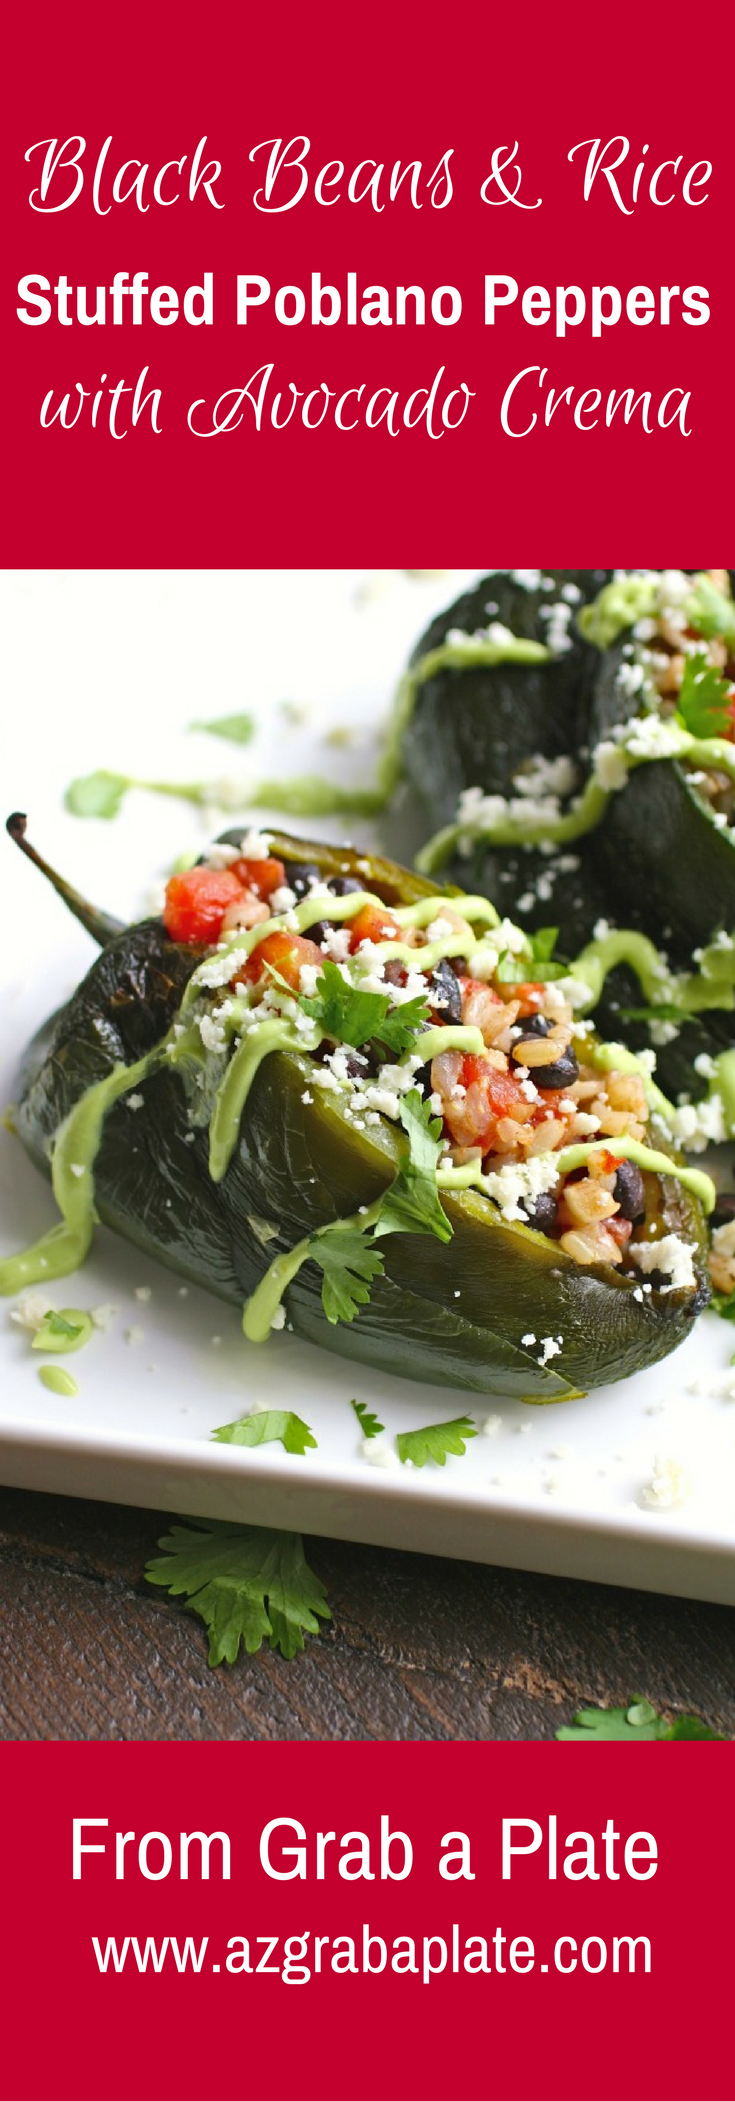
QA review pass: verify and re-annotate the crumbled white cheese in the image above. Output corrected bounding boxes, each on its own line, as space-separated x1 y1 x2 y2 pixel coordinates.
270 1305 286 1331
126 1093 144 1111
90 1303 117 1330
521 1331 537 1347
670 1095 727 1151
481 1414 503 1437
538 1335 562 1365
539 599 573 655
482 1153 561 1222
593 742 629 791
362 1437 400 1469
270 885 297 913
9 1291 53 1331
69 1162 86 1179
201 841 240 869
238 829 272 860
513 753 577 799
630 1234 696 1293
641 1454 692 1510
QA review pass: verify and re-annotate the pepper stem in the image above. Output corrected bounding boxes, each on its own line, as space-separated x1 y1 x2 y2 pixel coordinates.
6 813 124 948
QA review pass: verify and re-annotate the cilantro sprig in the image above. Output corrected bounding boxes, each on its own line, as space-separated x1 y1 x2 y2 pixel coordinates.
145 1519 330 1664
299 958 431 1058
212 1410 317 1455
496 927 567 984
304 1091 452 1327
396 1414 477 1468
557 1696 722 1741
351 1399 385 1439
676 652 734 741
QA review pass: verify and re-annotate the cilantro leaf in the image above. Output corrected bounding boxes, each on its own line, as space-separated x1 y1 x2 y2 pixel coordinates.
308 1224 386 1324
396 1414 476 1468
374 1091 452 1244
676 652 734 740
299 959 430 1057
528 926 560 963
65 769 130 819
44 1312 82 1339
145 1519 330 1664
375 995 433 1057
711 1286 735 1322
212 1409 317 1455
300 960 389 1045
496 930 566 984
189 712 255 745
351 1398 385 1439
557 1696 722 1741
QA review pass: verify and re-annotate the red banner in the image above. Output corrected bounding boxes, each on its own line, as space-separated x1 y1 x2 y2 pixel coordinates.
0 1740 730 2102
3 0 731 565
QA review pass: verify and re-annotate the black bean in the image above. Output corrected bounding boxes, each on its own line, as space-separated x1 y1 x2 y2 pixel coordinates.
327 875 363 897
520 1192 558 1235
528 1047 579 1091
712 1191 735 1229
382 958 406 987
613 1161 646 1223
413 1062 434 1099
281 858 323 899
427 958 462 1023
343 1048 376 1081
514 1013 551 1039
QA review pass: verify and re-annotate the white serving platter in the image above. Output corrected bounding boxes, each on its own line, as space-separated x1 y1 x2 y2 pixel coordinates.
1 568 734 1605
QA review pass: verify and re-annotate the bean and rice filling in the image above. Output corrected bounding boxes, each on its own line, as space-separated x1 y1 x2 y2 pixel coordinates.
163 835 694 1282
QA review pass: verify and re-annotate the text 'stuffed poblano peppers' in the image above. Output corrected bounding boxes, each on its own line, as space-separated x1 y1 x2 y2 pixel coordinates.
1 820 713 1404
400 569 735 1119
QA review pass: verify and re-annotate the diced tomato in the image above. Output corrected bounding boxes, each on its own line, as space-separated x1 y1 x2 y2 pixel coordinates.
348 904 401 951
231 855 286 899
240 928 324 992
606 1216 633 1248
163 867 243 947
440 1052 535 1152
600 1150 624 1175
511 982 545 1014
458 975 503 1005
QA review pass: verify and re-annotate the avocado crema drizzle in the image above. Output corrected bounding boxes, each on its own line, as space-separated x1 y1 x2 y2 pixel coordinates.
0 886 717 1343
416 573 735 872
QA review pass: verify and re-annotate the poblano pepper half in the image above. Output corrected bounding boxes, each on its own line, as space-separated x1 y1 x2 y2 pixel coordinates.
398 569 735 1116
1 819 712 1404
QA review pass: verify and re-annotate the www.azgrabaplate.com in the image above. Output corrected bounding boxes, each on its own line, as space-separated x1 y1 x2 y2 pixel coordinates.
91 1925 651 1983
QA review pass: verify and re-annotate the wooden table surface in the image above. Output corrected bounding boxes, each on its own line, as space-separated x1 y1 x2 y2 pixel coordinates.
1 1485 733 1739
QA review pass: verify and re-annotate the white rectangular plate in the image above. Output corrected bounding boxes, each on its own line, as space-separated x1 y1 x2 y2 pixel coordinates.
2 569 734 1605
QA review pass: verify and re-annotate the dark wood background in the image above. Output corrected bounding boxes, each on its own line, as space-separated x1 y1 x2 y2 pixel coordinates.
0 1485 732 1738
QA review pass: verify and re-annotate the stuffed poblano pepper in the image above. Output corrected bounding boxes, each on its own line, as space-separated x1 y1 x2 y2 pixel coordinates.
400 568 735 1122
1 818 712 1403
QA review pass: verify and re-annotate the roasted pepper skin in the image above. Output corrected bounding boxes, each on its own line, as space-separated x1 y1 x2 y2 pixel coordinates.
13 831 709 1403
400 569 612 925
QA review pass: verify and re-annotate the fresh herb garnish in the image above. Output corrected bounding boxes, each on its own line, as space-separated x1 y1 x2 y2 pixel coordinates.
212 1409 317 1455
299 959 430 1058
66 770 130 819
309 1226 386 1324
496 927 567 983
710 1286 735 1323
374 1092 453 1244
351 1398 385 1439
396 1414 477 1468
189 712 255 745
305 1093 452 1325
557 1696 722 1741
31 1308 92 1354
676 652 734 741
145 1519 330 1664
